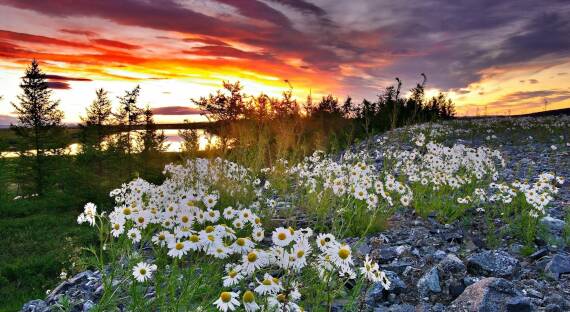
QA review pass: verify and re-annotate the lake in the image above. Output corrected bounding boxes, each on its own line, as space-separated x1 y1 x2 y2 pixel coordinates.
0 129 219 158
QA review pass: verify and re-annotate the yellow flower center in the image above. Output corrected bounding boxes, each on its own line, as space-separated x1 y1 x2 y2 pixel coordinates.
181 216 189 223
205 226 215 233
139 268 146 275
175 242 184 250
138 217 144 223
277 232 287 241
158 234 165 240
123 208 131 215
338 247 350 260
236 238 245 246
277 293 286 302
229 270 238 278
113 224 120 230
220 292 231 303
247 252 257 263
209 211 215 217
297 250 305 258
262 279 272 285
190 235 199 242
243 291 255 303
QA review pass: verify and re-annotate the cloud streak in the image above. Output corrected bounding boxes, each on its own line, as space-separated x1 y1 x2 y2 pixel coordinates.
152 106 203 115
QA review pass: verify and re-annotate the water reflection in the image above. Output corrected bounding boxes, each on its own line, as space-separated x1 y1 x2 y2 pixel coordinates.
0 129 219 158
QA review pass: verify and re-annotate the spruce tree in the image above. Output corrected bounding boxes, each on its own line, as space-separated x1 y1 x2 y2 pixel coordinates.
81 88 112 127
11 59 64 195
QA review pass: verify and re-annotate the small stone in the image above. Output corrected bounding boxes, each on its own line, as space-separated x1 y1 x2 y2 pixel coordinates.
528 248 548 260
378 247 399 263
433 250 447 261
444 231 464 244
417 267 441 297
544 253 570 279
545 304 562 312
525 289 543 299
449 279 466 299
467 250 519 277
510 243 523 254
438 254 466 275
463 276 479 286
506 296 534 312
540 216 566 233
83 300 95 312
365 271 406 305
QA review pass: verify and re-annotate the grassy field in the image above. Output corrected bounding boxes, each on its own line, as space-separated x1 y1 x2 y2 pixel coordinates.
0 193 96 311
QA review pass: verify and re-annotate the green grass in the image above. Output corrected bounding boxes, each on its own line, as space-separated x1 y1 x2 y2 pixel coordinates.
0 196 97 311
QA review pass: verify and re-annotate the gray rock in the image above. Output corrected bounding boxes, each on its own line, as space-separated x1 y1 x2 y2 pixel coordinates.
417 267 441 297
506 296 534 312
373 304 416 312
449 277 520 312
21 299 49 312
544 253 570 279
467 250 519 277
545 304 562 312
83 300 95 312
449 279 466 299
540 216 566 233
438 254 466 275
365 271 406 306
528 248 548 260
433 250 447 261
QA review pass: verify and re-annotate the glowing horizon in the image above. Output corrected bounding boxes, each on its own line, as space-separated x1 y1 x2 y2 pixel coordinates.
0 0 569 124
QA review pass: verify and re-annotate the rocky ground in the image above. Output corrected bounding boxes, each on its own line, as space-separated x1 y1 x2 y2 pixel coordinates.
22 124 570 312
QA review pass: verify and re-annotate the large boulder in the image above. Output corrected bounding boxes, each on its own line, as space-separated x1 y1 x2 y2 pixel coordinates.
449 277 532 312
467 250 519 277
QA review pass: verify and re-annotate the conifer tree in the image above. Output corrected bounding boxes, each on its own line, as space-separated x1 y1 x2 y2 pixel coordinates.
11 59 64 195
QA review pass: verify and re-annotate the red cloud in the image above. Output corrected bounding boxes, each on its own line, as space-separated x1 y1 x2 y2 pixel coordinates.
91 38 140 50
0 30 91 49
59 29 97 37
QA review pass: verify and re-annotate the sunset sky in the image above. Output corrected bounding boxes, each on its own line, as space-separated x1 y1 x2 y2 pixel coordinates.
0 0 569 124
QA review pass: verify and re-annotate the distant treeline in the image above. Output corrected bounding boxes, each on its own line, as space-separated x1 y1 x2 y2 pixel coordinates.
1 59 455 197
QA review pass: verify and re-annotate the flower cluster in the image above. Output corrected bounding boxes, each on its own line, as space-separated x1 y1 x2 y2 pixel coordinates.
286 150 412 210
213 228 389 312
78 157 389 311
384 142 504 190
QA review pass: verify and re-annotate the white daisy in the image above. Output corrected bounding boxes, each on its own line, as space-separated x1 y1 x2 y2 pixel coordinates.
132 262 157 283
213 291 240 312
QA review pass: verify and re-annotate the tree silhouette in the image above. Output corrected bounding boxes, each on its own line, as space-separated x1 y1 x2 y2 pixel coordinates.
81 88 112 127
114 85 142 155
193 81 245 122
11 59 64 195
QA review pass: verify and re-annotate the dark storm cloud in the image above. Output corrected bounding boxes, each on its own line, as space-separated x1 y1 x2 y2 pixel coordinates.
1 0 569 97
333 0 570 92
487 89 570 108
